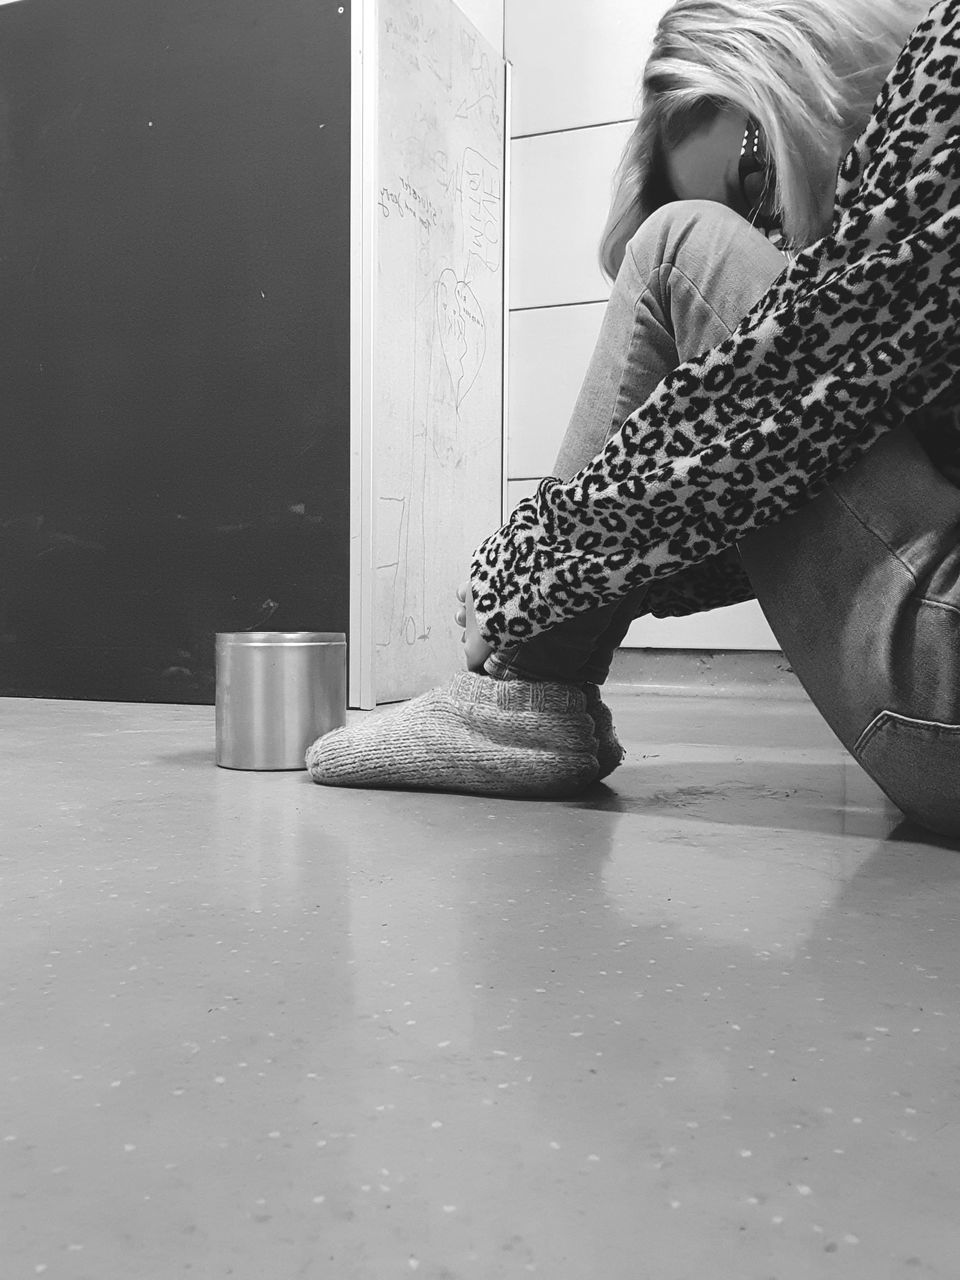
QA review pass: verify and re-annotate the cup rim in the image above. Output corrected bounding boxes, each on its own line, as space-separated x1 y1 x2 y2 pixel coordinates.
216 631 346 644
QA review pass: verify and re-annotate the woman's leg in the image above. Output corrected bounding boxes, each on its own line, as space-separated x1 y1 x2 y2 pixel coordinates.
487 200 960 832
309 202 789 798
486 199 788 685
738 427 960 838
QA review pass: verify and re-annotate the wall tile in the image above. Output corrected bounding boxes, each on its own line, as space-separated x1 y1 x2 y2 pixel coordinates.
508 302 606 477
509 123 632 310
506 0 666 136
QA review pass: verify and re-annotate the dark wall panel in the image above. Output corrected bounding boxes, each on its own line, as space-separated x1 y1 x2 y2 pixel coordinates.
0 0 351 703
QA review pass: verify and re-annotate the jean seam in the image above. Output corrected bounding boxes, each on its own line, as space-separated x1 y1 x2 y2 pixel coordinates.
830 486 921 588
644 263 739 344
917 597 960 619
852 709 890 756
855 707 960 757
827 457 960 614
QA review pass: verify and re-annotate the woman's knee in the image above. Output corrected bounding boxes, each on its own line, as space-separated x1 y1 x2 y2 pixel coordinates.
624 199 776 271
620 200 787 332
637 197 746 239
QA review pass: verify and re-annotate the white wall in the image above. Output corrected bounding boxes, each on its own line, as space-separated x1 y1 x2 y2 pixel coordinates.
454 0 503 52
503 0 780 651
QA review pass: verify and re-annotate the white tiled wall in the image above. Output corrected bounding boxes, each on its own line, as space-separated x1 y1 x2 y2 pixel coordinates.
504 0 780 651
510 124 634 310
507 0 658 136
454 0 503 51
507 302 606 477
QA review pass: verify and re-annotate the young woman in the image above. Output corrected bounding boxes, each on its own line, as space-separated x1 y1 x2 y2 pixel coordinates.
310 0 960 838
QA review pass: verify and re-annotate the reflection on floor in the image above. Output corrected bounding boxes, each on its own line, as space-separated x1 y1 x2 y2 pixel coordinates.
3 689 960 1279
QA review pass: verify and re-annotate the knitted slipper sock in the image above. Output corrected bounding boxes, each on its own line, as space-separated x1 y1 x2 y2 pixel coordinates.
306 671 600 798
583 683 625 780
482 665 625 782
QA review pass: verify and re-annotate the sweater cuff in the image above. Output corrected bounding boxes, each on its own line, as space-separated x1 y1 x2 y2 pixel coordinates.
468 481 559 650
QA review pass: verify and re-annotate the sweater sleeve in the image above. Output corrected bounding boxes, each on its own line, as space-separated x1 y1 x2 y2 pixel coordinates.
471 0 960 649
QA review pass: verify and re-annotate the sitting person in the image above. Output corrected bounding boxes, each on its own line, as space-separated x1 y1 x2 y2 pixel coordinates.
309 0 960 839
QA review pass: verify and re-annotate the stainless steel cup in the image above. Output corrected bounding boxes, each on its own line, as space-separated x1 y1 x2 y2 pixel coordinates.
215 631 347 770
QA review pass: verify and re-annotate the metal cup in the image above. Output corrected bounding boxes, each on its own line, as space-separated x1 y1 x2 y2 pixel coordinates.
215 632 347 770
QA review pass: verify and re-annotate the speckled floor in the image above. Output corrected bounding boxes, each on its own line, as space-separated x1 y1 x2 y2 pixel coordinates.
3 688 960 1280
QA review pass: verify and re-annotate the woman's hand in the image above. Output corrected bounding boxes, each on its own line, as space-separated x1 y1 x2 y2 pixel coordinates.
455 579 494 673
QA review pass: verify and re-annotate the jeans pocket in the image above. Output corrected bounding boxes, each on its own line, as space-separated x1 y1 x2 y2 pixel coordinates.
854 710 960 838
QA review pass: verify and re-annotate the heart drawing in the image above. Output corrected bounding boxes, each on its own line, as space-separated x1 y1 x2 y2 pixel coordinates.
436 268 486 409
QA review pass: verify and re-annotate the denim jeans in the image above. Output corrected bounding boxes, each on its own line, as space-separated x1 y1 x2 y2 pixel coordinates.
487 199 960 838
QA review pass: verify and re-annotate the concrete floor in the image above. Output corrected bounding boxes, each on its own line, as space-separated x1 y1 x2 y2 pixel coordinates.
3 688 960 1280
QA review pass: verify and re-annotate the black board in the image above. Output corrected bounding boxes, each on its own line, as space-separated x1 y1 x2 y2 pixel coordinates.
0 0 351 703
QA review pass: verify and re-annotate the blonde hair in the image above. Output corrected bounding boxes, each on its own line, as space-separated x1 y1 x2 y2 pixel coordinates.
600 0 931 278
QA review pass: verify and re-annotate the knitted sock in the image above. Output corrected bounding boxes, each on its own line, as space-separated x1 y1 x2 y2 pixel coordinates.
483 663 625 782
306 671 599 798
583 683 626 780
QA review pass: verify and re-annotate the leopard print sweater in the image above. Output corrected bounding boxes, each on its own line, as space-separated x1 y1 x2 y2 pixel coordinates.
470 0 960 647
